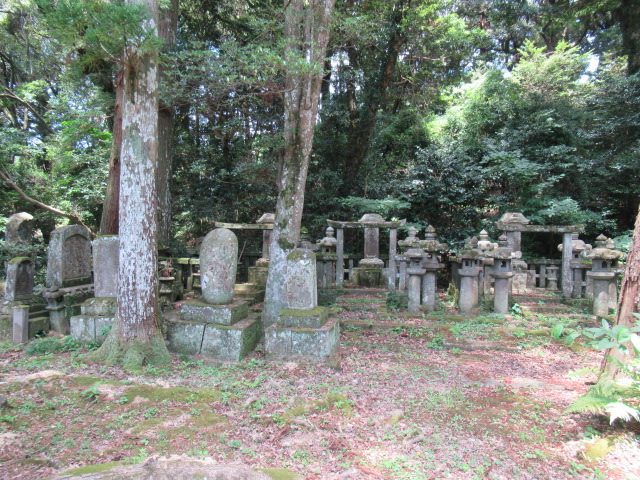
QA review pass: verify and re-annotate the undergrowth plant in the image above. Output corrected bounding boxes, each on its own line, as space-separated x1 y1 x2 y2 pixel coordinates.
567 314 640 424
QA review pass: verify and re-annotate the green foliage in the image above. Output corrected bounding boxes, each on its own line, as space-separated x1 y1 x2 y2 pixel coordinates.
568 316 640 424
25 336 83 356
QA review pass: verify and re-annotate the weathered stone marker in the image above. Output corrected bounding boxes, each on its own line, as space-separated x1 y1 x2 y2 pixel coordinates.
93 236 119 298
12 305 29 344
200 228 238 305
5 257 34 302
586 235 623 317
6 212 34 248
46 225 92 289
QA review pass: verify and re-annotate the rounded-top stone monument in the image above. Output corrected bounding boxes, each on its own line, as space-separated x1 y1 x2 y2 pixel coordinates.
200 228 238 305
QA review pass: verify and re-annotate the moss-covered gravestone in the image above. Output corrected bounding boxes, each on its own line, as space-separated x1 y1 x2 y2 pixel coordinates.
167 228 261 361
265 249 339 366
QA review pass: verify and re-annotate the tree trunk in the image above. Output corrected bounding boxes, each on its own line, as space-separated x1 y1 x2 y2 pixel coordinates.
263 0 336 326
601 204 640 379
156 0 178 245
93 0 170 370
620 0 640 76
99 68 124 235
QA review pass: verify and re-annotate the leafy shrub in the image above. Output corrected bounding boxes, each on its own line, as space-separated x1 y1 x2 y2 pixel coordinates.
567 315 640 424
25 336 83 356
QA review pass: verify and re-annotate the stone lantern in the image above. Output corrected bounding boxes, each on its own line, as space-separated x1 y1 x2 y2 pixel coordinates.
558 233 592 298
458 238 482 315
420 226 446 311
586 234 623 317
317 227 338 288
492 235 514 314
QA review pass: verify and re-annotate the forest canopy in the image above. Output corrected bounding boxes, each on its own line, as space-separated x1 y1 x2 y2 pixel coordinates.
1 0 639 261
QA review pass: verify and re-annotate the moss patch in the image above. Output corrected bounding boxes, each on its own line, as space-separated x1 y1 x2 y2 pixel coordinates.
258 467 303 480
60 460 129 476
124 385 221 404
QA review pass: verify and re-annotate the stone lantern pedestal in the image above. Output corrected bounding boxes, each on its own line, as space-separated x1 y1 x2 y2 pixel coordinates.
406 248 426 314
458 244 482 315
492 235 514 314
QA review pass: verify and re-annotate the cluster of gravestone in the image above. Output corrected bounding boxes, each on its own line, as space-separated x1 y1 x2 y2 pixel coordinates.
0 211 625 365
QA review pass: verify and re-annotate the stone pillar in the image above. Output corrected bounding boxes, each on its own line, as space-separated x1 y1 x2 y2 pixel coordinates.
546 266 559 291
12 305 29 344
539 264 546 289
458 259 481 315
388 228 397 291
363 227 379 260
492 236 513 314
406 248 426 313
420 226 446 311
285 249 318 310
93 236 119 298
336 228 344 288
200 228 238 305
561 232 573 298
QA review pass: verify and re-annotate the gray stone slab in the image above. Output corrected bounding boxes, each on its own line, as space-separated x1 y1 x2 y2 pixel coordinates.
200 228 238 304
200 315 263 361
278 306 329 328
81 297 117 316
166 319 206 355
285 249 317 310
182 300 248 325
46 225 92 288
92 236 118 298
5 257 34 302
265 318 340 366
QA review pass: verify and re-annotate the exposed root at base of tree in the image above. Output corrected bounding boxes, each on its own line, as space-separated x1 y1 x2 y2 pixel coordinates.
91 331 170 373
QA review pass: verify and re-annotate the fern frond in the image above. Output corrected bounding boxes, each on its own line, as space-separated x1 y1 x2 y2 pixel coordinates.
566 392 616 415
605 402 640 424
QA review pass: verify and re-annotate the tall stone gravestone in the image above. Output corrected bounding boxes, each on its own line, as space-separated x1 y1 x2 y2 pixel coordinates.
166 228 261 361
264 248 340 366
5 212 34 249
70 236 119 344
46 225 92 289
44 225 93 334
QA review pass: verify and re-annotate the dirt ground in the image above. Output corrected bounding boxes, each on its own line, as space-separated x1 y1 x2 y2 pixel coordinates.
0 301 639 480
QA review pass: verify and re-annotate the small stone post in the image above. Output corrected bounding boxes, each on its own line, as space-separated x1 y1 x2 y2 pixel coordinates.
12 305 29 344
477 230 497 295
492 236 513 314
561 232 573 298
388 228 398 291
558 233 591 298
546 265 559 291
336 228 344 288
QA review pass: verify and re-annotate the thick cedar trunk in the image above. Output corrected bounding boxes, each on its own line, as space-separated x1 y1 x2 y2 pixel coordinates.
94 0 169 370
620 0 640 76
156 0 178 244
263 0 336 326
99 69 124 235
601 204 640 379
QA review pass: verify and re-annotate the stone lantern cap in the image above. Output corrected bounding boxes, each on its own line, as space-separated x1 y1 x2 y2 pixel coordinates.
257 213 275 224
319 227 337 248
586 234 623 261
399 225 447 252
493 235 512 260
497 212 530 226
477 229 497 256
558 232 592 255
460 236 482 259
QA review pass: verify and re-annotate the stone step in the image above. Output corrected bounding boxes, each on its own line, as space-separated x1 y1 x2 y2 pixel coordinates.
512 293 562 304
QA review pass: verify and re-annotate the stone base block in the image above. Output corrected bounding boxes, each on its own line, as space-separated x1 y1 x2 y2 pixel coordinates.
28 317 49 338
81 297 117 316
200 315 263 361
166 319 206 355
165 313 262 362
181 299 249 326
247 267 268 288
70 315 114 344
264 318 340 366
352 268 383 287
278 306 329 329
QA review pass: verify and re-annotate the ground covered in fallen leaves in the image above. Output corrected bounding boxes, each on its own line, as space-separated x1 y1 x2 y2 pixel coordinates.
0 298 639 479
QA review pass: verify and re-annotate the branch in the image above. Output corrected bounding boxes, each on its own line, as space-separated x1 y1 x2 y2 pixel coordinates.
0 87 53 134
0 169 96 238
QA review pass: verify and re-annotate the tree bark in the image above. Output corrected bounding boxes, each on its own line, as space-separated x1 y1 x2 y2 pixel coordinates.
99 68 124 235
156 0 178 245
93 0 170 370
620 0 640 76
263 0 336 326
601 204 640 379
